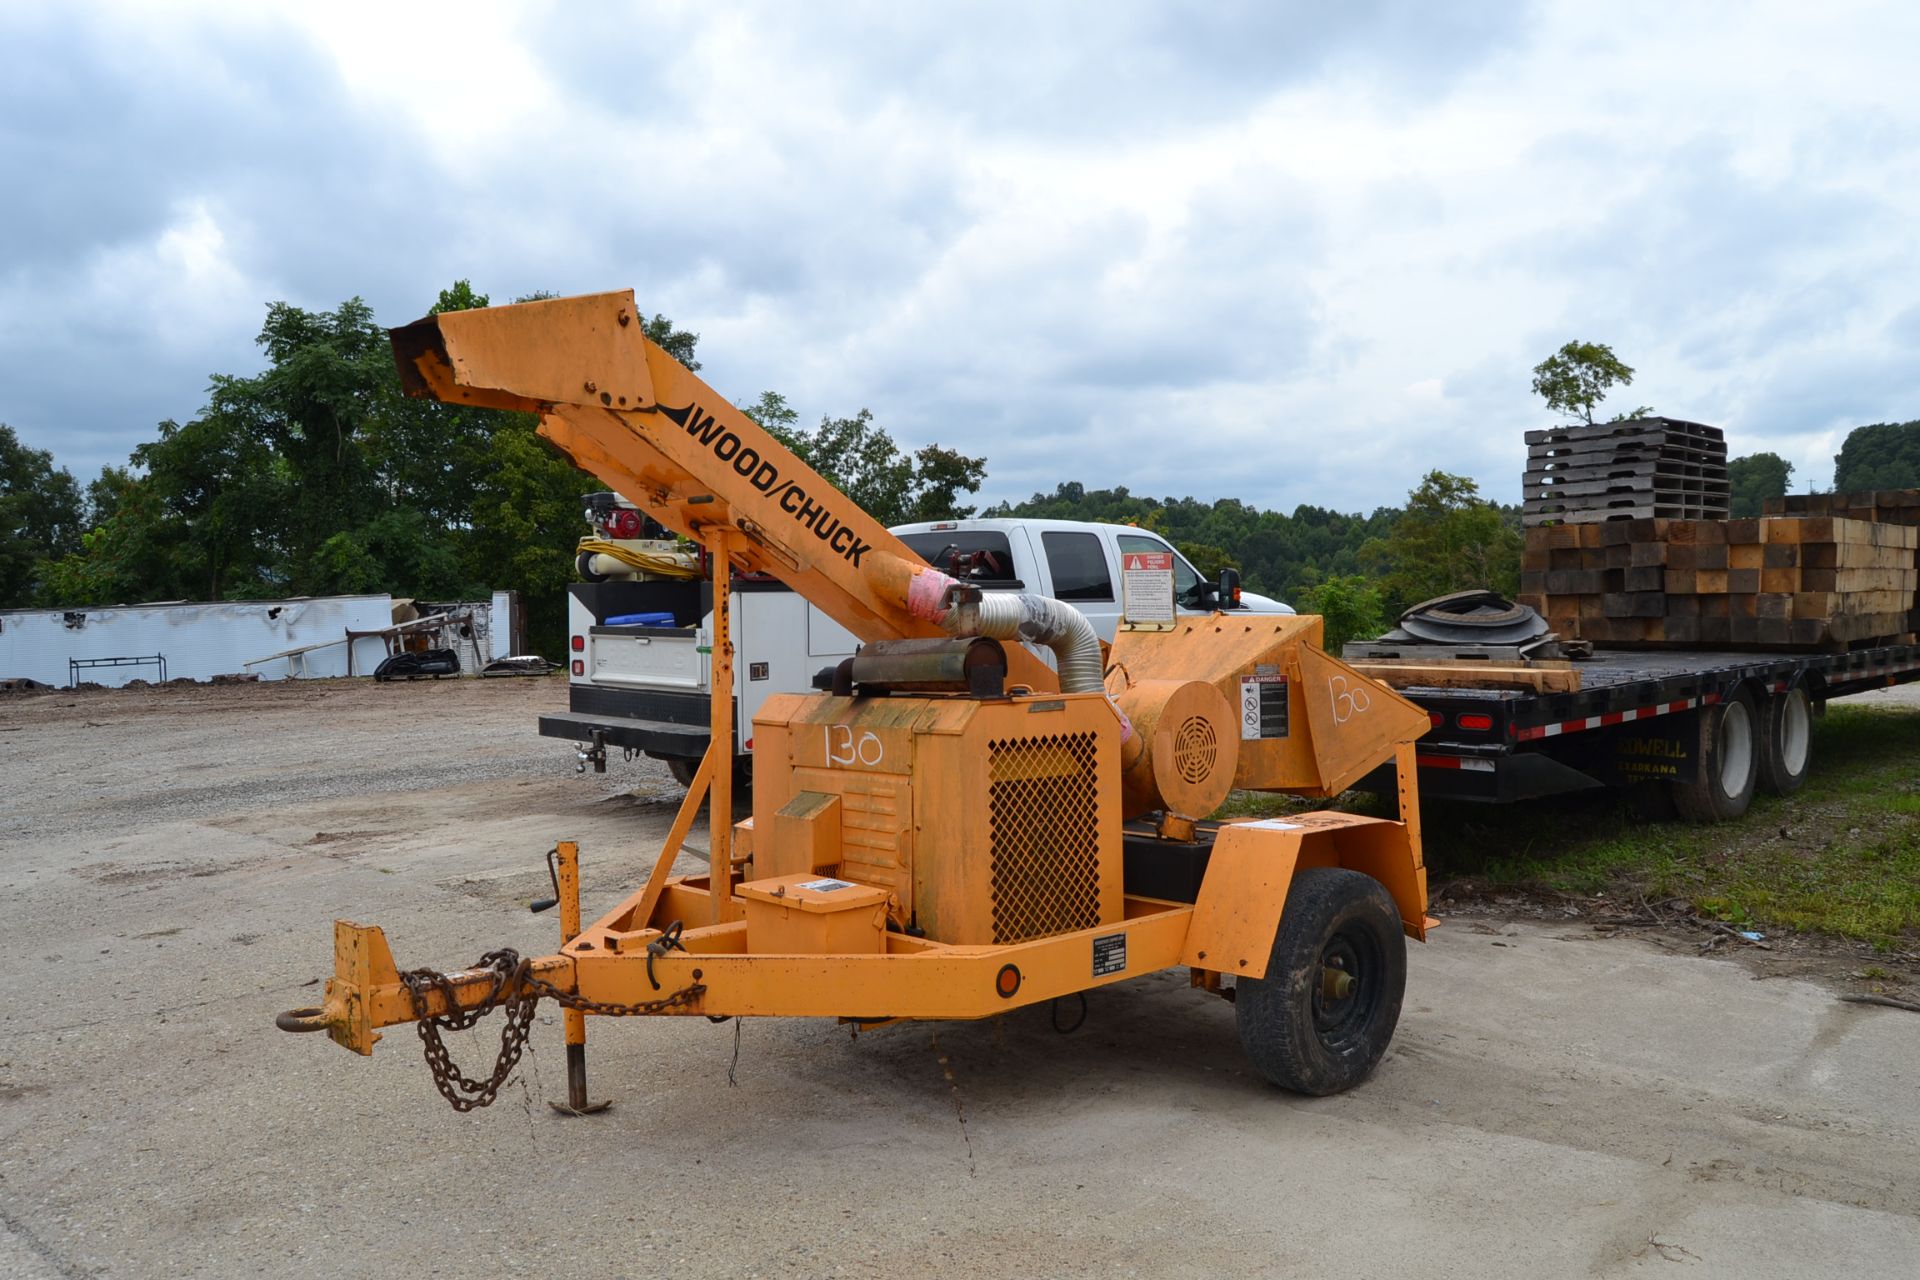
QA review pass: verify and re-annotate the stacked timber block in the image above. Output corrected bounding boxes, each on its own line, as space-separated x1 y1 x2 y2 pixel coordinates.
1766 489 1920 526
1523 417 1729 528
1518 516 1919 650
1767 490 1920 628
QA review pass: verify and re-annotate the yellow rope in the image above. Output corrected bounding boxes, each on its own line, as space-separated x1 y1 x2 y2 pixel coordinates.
576 538 702 580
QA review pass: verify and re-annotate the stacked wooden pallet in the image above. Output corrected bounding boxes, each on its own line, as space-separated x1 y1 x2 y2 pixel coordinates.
1518 516 1919 649
1522 418 1729 528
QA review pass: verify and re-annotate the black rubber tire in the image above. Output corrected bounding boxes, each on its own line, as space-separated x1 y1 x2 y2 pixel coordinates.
1758 685 1814 797
665 755 754 793
1235 868 1407 1096
1671 687 1761 823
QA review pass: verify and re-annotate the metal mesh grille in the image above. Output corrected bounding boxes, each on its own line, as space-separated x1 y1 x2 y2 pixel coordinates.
987 732 1101 944
1174 715 1218 784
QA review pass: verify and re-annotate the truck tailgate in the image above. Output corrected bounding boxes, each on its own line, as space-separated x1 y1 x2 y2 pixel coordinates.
587 625 704 690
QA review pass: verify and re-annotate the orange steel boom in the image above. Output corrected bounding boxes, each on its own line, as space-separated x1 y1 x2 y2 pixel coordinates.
278 290 1434 1111
388 291 1056 691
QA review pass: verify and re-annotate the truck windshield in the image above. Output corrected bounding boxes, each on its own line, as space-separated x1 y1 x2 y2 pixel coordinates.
898 531 1021 584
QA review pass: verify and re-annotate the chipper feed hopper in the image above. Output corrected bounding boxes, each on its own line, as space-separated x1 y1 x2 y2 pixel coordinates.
275 291 1435 1108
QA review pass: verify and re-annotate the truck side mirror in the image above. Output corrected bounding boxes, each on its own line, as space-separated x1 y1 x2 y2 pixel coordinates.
1218 567 1242 609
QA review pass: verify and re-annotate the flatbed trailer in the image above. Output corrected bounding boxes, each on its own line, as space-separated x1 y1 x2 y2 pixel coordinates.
1382 641 1920 819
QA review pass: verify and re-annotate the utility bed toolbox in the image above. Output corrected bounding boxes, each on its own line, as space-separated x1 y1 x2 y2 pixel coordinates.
738 874 890 956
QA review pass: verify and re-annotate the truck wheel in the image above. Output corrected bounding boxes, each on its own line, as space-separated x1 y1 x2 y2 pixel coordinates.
1235 868 1407 1096
666 756 753 792
1758 685 1813 797
1671 688 1760 822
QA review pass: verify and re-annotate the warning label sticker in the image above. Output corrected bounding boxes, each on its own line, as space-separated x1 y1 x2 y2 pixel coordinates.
1120 551 1176 627
1239 674 1289 740
796 878 853 893
1092 933 1127 977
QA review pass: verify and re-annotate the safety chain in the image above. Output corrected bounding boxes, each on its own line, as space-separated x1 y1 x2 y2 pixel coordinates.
398 938 707 1112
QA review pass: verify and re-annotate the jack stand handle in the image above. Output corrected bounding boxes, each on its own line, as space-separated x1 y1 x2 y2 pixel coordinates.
529 846 561 913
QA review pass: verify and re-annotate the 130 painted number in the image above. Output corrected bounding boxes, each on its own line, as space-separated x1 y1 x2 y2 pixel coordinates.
1329 675 1371 725
824 724 885 767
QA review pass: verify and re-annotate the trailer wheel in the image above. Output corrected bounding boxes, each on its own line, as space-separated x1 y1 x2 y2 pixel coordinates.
1671 688 1760 822
1235 868 1406 1096
1758 685 1814 797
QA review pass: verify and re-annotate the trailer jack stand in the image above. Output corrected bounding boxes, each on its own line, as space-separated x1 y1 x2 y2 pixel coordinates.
550 839 610 1116
552 1043 611 1117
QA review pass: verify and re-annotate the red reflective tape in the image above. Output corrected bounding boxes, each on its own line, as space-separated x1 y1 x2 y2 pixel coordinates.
1515 691 1718 743
1416 754 1463 769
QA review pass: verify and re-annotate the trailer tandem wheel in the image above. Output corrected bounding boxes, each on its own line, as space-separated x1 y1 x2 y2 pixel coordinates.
1235 868 1407 1095
1757 685 1814 797
1671 687 1760 822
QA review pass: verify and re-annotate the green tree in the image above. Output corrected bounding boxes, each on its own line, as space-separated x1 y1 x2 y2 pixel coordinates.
131 413 289 598
1176 541 1231 579
429 280 489 316
1364 471 1520 612
1727 451 1794 518
310 508 469 599
34 473 185 606
761 407 987 527
1531 340 1652 425
644 314 701 371
1832 420 1920 492
462 420 600 655
205 298 395 587
22 285 720 654
1 424 85 605
1299 573 1387 653
985 482 1399 609
84 465 137 526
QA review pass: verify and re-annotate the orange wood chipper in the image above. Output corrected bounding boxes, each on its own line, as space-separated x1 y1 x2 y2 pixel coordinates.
275 291 1435 1110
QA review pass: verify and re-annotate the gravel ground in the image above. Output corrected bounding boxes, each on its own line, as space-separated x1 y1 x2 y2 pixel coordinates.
1848 680 1920 709
2 677 1916 1279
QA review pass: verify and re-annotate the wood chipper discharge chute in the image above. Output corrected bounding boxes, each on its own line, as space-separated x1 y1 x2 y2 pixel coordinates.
276 290 1436 1113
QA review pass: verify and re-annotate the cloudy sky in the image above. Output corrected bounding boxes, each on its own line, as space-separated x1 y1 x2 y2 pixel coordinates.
4 1 1917 514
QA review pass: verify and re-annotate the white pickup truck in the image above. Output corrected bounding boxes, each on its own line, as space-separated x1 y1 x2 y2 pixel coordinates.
541 516 1293 782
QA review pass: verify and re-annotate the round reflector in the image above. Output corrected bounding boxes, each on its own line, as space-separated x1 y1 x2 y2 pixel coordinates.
995 964 1021 999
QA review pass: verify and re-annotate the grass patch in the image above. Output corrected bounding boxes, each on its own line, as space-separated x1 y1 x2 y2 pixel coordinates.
1411 705 1920 947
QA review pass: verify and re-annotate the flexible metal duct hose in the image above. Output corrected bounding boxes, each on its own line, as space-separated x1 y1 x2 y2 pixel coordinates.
899 566 1130 738
941 592 1104 694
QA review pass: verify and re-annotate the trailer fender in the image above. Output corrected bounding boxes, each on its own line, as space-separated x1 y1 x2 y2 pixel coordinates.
1183 817 1430 978
1180 822 1304 979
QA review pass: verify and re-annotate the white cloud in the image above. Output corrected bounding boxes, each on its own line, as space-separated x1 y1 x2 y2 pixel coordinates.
4 0 1919 506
